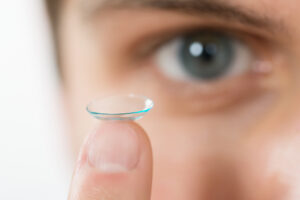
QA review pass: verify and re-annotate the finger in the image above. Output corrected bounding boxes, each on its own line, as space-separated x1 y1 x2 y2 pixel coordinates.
68 121 153 200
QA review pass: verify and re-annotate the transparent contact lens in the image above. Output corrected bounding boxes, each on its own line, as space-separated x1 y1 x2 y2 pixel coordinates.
87 94 154 120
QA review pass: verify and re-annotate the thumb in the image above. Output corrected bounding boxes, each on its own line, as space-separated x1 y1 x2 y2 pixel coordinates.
68 121 153 200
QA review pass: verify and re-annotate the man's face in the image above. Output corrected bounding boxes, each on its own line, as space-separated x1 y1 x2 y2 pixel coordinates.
59 0 300 199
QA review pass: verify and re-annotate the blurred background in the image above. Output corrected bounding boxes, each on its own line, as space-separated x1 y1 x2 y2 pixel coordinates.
0 0 71 199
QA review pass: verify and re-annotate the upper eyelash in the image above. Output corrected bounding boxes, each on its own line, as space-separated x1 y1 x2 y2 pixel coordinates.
140 27 249 56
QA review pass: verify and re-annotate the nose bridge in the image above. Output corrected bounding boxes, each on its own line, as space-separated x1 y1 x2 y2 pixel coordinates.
199 155 243 200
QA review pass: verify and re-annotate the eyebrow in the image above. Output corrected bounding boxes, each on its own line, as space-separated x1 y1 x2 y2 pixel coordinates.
83 0 283 32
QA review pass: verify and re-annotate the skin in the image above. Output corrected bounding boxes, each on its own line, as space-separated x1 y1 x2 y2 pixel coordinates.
58 0 300 199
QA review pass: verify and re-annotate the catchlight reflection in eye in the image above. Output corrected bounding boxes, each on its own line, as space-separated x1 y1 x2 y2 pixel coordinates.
189 42 204 57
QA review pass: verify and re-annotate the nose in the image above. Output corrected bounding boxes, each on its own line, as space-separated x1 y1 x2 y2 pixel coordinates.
199 155 243 200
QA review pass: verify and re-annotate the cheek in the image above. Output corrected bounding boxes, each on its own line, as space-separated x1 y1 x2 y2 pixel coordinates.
238 101 300 198
239 134 300 199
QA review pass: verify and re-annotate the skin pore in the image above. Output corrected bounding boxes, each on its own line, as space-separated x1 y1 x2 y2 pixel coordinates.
57 0 300 199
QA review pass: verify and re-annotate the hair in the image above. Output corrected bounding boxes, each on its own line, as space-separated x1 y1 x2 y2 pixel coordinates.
45 0 63 79
45 0 60 29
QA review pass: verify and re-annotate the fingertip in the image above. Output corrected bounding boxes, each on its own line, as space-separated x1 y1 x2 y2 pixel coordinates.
69 121 153 200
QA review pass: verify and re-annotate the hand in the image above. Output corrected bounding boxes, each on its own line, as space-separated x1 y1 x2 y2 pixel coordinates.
68 121 153 200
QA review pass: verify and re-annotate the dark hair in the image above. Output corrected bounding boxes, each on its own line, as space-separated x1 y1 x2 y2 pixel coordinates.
45 0 60 29
45 0 63 79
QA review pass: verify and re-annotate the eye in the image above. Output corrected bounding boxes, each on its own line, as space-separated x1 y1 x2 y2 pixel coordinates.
155 31 253 82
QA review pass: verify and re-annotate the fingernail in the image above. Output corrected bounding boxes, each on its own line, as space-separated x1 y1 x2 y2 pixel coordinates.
88 122 140 172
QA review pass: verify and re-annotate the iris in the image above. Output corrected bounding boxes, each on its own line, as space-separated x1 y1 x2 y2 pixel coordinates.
179 33 234 80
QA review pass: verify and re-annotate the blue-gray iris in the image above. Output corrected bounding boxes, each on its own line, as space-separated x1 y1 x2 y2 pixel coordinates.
179 32 234 80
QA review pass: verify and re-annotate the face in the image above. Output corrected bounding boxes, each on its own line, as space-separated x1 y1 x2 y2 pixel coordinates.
58 0 300 199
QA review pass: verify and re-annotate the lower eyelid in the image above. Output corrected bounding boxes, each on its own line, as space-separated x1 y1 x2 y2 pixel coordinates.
152 62 258 94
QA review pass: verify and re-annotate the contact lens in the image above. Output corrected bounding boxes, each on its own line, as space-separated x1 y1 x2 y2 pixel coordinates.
87 94 154 120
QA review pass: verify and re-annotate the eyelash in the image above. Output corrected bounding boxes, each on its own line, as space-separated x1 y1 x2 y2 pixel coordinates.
134 26 273 82
134 25 269 59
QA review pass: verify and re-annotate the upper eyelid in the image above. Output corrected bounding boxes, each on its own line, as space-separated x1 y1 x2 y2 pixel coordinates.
133 26 269 59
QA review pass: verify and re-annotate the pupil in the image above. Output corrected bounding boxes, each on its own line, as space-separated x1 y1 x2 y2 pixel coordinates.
203 44 218 62
180 33 234 80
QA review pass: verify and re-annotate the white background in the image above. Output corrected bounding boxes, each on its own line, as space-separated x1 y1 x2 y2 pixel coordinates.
0 0 71 199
